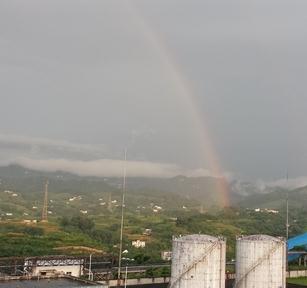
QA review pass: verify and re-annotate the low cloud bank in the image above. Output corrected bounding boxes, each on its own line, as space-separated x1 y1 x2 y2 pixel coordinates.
0 133 224 178
0 133 105 159
267 177 307 190
6 157 216 178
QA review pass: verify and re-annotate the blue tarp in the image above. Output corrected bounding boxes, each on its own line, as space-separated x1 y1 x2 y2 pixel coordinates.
287 232 307 261
288 233 307 250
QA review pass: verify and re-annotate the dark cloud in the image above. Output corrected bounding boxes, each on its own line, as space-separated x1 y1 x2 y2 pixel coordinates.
1 0 307 180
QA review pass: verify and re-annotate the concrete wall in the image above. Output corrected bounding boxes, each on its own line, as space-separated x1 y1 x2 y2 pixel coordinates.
103 277 170 287
102 271 307 287
288 270 307 278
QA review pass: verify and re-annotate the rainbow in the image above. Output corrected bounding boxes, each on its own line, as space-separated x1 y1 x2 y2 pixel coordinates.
124 1 230 207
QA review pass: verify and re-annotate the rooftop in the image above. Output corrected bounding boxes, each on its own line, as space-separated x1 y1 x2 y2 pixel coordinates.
174 234 225 243
0 278 104 288
237 234 284 242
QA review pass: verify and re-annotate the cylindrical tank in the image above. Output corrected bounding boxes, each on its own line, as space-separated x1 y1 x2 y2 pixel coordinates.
170 234 226 288
235 235 286 288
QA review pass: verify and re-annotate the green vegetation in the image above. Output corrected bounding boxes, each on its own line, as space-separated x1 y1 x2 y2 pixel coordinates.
288 277 307 285
1 206 304 263
0 221 102 257
0 165 307 265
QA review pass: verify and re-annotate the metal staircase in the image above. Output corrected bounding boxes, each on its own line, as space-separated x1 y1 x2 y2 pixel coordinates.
169 241 220 288
235 242 283 288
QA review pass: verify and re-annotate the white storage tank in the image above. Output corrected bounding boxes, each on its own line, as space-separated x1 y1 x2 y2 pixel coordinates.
235 235 286 288
170 234 226 288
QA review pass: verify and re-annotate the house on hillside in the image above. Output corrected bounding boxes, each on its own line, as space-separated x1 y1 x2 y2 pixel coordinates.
161 251 172 261
132 240 146 248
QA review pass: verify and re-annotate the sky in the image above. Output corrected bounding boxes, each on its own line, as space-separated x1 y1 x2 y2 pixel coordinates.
1 0 307 181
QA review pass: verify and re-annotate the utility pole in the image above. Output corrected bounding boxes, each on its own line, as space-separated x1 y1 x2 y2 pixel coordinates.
286 192 289 240
41 180 49 222
117 149 127 286
286 170 289 272
124 266 128 288
108 193 113 213
286 171 289 240
88 254 92 281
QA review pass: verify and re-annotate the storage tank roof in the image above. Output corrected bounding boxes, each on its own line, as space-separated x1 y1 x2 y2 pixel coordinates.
238 234 283 242
174 234 222 243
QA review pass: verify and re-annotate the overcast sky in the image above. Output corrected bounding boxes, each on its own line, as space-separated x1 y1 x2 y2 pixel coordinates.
1 0 307 180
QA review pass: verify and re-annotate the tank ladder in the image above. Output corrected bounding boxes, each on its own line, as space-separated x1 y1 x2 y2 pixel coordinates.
235 242 284 288
169 241 220 288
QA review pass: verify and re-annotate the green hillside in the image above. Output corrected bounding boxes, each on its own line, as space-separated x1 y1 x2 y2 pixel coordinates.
237 186 307 210
0 165 307 264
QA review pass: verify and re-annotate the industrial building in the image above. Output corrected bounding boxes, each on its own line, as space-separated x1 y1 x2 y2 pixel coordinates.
235 235 286 288
24 256 84 277
0 278 105 287
288 232 307 264
1 234 307 287
170 234 226 288
168 234 290 288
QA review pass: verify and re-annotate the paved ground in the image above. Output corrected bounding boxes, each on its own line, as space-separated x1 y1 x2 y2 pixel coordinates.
0 278 97 287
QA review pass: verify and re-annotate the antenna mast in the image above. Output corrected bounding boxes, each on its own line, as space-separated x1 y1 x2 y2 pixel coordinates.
41 180 49 222
286 171 289 239
117 149 127 286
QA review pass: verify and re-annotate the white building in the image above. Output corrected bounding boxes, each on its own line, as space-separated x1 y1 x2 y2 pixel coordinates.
132 240 146 248
161 251 172 261
143 229 152 236
265 209 279 214
24 256 84 277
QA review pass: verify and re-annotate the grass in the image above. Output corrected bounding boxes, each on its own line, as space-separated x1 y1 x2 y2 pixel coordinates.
288 277 307 285
0 221 103 257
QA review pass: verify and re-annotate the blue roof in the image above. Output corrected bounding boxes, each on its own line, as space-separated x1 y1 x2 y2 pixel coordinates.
287 232 307 261
288 232 307 250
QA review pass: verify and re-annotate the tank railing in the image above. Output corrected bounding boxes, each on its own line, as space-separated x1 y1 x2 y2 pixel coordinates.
235 242 284 288
168 241 220 288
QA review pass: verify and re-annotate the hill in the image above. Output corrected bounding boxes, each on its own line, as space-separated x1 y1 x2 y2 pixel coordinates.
237 185 307 210
0 165 238 217
1 164 307 263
